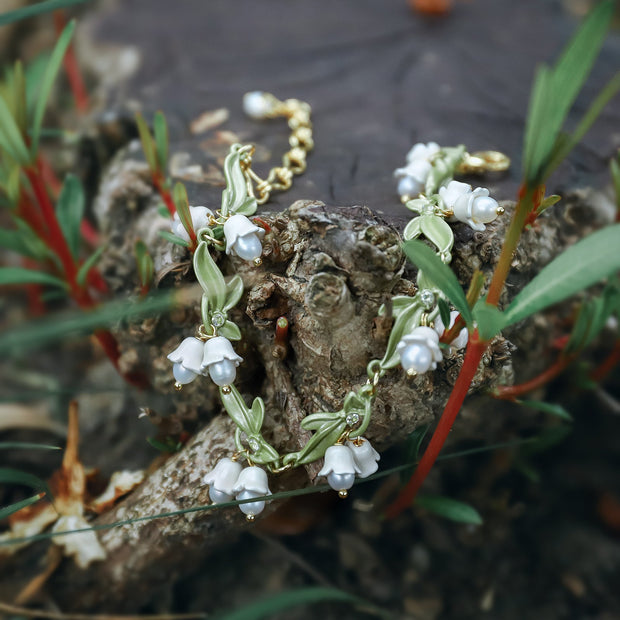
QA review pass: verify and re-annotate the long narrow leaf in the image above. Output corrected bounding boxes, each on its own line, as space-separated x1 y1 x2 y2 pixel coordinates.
503 224 620 327
56 174 85 258
153 111 169 174
215 587 383 620
0 467 49 495
544 71 620 179
402 239 473 325
0 94 29 164
0 267 66 289
0 493 45 521
0 442 60 451
416 495 482 525
30 20 75 156
0 0 92 26
76 244 106 287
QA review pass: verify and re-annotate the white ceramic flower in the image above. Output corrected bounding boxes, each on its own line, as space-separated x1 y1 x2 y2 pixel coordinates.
318 445 361 496
167 337 205 385
394 142 441 197
243 91 274 119
232 466 271 519
171 206 214 243
433 310 469 350
223 214 265 261
405 141 441 164
397 326 443 375
346 438 380 478
439 180 500 231
200 336 243 387
203 457 243 504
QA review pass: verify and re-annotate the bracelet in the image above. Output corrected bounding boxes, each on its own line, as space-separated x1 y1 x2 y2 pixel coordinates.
164 92 509 521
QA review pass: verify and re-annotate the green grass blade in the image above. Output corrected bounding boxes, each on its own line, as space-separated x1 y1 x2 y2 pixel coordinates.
544 71 620 179
76 244 106 287
56 174 85 258
135 112 157 173
0 0 92 26
153 111 169 174
0 442 60 450
516 399 572 421
415 495 483 525
0 467 50 496
0 493 45 520
0 267 66 288
215 587 388 620
30 20 75 156
402 239 473 325
503 224 620 327
0 290 177 356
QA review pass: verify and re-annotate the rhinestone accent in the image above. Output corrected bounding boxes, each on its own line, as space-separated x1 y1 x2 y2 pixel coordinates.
346 413 360 426
420 289 435 309
211 312 226 328
248 438 260 452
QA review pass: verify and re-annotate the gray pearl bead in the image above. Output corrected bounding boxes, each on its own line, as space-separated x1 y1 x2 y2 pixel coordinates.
208 359 237 387
173 363 197 385
327 472 356 492
234 235 262 261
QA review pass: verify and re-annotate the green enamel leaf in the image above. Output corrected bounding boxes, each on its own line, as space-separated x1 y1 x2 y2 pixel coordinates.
250 397 265 433
193 241 227 311
380 298 424 369
425 145 465 195
0 267 66 289
234 196 258 217
248 437 279 466
503 224 620 327
402 239 473 325
218 320 241 341
56 174 85 259
301 410 345 432
224 275 244 311
292 419 348 465
403 218 422 241
220 145 250 217
378 295 418 319
219 385 255 436
416 495 482 525
419 214 455 260
30 20 75 156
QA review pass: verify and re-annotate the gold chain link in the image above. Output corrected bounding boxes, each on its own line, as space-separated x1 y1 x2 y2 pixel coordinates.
239 95 313 204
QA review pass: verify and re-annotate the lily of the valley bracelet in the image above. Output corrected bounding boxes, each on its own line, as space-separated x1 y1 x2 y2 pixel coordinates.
165 92 509 520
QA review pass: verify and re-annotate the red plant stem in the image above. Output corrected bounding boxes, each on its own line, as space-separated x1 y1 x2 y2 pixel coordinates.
53 11 89 113
153 175 177 218
487 184 544 306
493 353 577 400
385 333 486 519
590 339 620 383
17 194 49 242
440 313 466 344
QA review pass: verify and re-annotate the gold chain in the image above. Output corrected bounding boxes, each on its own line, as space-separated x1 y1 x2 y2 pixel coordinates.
239 94 313 204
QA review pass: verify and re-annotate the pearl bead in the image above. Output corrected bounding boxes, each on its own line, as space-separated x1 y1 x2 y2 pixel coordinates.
209 487 233 504
208 359 237 386
236 490 266 516
472 196 500 224
243 92 271 119
399 343 432 374
233 234 262 261
397 176 424 197
327 472 356 492
172 363 197 385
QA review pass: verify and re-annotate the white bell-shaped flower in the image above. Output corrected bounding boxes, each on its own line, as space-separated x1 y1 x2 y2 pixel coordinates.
434 310 469 350
394 159 433 197
243 91 274 119
200 336 243 387
203 457 243 504
232 466 271 519
318 445 361 497
223 214 265 261
439 180 500 232
171 206 214 243
405 141 441 164
397 326 443 375
346 438 380 478
167 337 205 385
